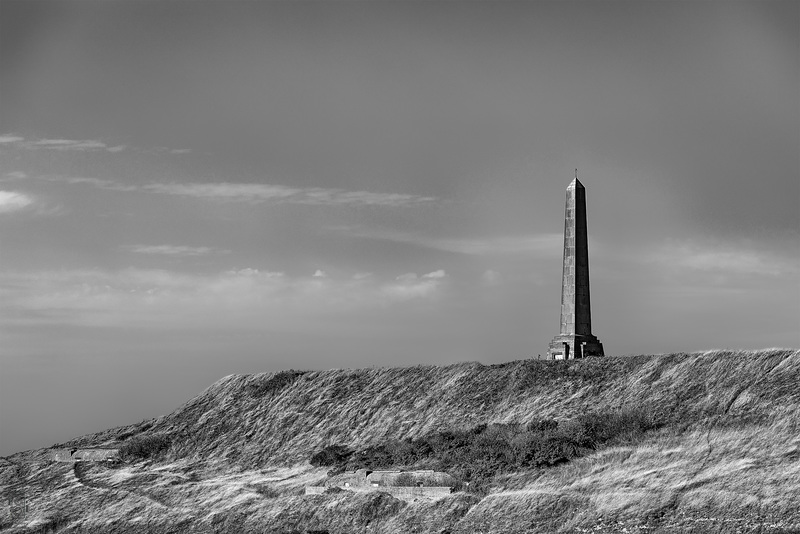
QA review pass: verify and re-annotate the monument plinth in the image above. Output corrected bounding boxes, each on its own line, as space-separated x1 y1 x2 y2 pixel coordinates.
547 175 604 359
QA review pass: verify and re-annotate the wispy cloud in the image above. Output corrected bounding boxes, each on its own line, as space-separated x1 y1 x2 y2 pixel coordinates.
144 182 298 202
0 134 194 154
0 190 61 216
146 182 436 207
0 135 112 151
0 191 35 213
299 189 436 207
33 139 108 150
381 269 447 301
435 235 562 256
0 267 450 328
649 240 799 278
14 173 437 209
335 226 561 256
126 245 230 257
41 175 138 192
2 171 27 181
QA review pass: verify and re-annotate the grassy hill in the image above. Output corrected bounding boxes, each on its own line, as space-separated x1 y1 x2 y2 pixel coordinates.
1 349 798 533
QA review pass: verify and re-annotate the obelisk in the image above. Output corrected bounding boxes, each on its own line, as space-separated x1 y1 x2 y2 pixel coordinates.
547 172 604 359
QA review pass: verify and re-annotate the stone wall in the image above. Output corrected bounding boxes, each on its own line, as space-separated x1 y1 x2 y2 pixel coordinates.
304 486 453 501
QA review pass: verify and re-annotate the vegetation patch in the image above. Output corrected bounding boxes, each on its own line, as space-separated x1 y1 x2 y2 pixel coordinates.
310 406 660 487
119 433 172 461
248 370 308 398
309 444 352 468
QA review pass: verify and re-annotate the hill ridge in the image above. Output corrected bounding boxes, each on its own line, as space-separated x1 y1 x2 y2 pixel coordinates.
56 349 798 467
3 348 798 533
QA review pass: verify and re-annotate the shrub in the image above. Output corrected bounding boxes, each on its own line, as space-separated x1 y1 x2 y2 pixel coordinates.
120 434 172 460
310 444 353 467
514 433 579 467
527 418 559 434
313 406 661 488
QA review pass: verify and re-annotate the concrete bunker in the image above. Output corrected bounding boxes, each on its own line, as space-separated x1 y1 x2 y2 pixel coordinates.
49 448 120 463
305 468 457 501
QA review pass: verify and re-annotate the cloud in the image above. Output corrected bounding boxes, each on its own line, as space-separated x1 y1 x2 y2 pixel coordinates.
2 171 27 181
0 135 25 144
0 135 183 154
352 272 373 280
650 240 799 278
334 226 561 256
0 191 35 213
0 267 448 328
33 139 107 150
312 270 328 278
380 279 441 301
225 268 284 278
145 182 299 202
395 269 446 281
435 235 562 256
127 245 229 257
18 171 435 209
41 175 138 192
299 189 436 207
145 182 435 207
381 270 448 301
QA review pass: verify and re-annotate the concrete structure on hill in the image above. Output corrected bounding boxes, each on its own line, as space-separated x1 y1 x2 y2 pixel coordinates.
546 172 604 359
305 468 456 502
50 448 120 463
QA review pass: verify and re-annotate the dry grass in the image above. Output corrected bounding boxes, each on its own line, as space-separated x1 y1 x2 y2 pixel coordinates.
1 348 797 533
455 416 800 532
54 348 798 467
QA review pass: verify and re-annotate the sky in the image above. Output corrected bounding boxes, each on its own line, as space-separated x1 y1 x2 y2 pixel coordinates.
1 0 798 456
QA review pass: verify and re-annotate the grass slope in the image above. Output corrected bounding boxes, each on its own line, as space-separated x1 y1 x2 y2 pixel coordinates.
1 349 798 533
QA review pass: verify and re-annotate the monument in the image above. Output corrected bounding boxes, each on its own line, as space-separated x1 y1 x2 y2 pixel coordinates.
547 172 604 359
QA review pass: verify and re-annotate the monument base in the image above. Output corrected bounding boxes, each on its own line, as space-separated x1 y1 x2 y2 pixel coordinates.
546 334 604 360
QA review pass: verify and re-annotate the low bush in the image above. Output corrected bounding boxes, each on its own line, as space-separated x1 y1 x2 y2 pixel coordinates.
310 444 353 467
309 406 661 487
120 433 172 460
